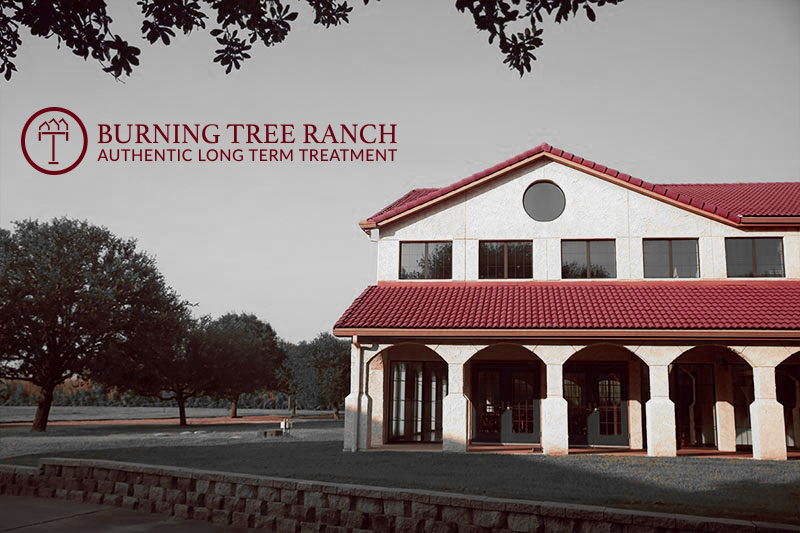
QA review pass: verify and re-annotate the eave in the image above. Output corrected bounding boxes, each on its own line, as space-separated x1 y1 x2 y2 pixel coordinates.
332 327 800 343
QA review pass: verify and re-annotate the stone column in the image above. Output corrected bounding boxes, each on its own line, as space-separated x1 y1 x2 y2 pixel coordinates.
645 364 677 457
442 361 470 452
713 362 737 452
528 345 581 456
541 363 569 455
343 342 369 452
626 346 686 457
434 345 483 453
731 346 793 460
627 359 644 450
750 366 787 460
368 356 385 448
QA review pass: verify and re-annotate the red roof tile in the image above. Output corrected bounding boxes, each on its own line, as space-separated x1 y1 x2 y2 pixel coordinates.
334 281 800 331
366 143 800 226
657 182 800 217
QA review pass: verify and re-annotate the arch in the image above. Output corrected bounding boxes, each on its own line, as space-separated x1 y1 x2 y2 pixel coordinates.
560 343 643 449
670 344 753 454
377 342 448 446
468 342 542 363
464 343 544 446
567 343 642 363
364 341 445 366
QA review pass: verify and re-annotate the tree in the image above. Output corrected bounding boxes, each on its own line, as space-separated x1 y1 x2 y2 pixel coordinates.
0 0 622 81
0 218 177 431
309 332 349 419
91 306 213 427
203 312 285 417
278 339 324 414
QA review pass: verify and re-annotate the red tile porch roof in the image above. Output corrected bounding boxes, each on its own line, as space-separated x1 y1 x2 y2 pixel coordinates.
333 281 800 334
362 143 800 229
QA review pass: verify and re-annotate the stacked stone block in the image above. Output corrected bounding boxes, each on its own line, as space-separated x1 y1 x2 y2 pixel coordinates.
0 460 796 532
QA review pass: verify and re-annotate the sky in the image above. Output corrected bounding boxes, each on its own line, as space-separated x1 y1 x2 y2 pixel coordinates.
1 0 799 342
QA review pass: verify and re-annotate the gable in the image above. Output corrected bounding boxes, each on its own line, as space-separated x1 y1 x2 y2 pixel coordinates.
382 159 733 241
361 143 800 232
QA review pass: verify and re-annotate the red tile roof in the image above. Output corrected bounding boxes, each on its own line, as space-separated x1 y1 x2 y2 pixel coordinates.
365 143 800 226
334 281 800 331
657 182 800 217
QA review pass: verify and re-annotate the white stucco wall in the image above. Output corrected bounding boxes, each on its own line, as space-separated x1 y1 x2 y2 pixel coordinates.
375 160 800 281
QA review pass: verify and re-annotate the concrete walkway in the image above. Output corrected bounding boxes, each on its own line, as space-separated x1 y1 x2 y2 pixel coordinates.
0 495 243 532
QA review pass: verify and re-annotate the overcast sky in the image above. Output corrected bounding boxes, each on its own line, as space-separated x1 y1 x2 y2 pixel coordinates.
1 0 798 342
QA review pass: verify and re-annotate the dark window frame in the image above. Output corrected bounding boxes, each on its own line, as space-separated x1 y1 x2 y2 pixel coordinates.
478 240 533 279
561 239 617 279
643 238 700 279
399 240 453 280
724 237 785 278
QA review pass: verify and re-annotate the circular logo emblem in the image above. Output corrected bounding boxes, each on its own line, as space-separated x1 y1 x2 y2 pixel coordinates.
21 107 88 175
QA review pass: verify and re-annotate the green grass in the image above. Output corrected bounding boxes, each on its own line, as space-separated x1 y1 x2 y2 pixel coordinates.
5 439 800 525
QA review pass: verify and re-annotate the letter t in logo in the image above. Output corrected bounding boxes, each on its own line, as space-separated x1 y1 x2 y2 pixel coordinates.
38 118 70 165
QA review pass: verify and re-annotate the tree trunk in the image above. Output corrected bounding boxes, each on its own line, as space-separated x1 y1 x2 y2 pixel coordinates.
291 392 297 417
32 383 55 432
230 396 239 418
332 404 340 420
177 393 188 426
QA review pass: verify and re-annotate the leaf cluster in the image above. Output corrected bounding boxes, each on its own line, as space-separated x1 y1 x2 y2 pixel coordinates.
0 218 176 391
0 0 621 81
0 0 377 80
455 0 622 75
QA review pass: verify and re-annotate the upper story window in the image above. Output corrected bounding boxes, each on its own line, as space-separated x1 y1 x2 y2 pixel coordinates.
561 240 616 279
725 237 784 278
479 241 533 279
643 239 699 278
400 241 452 279
523 181 566 222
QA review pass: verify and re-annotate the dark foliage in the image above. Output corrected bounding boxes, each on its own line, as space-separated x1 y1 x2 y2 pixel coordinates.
0 218 177 430
202 312 285 416
90 307 216 426
0 0 622 81
310 332 349 418
277 339 323 413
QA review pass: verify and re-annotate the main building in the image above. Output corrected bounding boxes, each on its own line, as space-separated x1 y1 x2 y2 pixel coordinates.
333 143 800 460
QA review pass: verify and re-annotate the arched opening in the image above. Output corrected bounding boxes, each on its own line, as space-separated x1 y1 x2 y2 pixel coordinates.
777 351 800 450
377 343 448 445
564 344 644 448
669 345 753 453
464 344 543 446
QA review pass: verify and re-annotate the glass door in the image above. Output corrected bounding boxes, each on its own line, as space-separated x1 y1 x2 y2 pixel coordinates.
474 369 502 442
472 364 540 444
389 361 448 442
565 364 628 447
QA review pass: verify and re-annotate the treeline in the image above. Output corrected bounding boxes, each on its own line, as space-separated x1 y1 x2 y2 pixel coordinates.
0 218 349 431
1 380 286 409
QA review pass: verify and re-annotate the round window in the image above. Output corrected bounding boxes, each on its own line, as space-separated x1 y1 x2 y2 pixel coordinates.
522 181 565 222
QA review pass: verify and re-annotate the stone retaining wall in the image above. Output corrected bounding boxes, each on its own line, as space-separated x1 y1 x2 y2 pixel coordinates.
0 459 797 532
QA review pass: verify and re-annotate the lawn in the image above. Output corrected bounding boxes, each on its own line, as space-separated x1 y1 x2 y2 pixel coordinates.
2 420 799 525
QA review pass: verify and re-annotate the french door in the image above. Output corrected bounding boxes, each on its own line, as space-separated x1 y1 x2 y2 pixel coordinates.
389 361 448 442
473 364 540 444
564 364 628 446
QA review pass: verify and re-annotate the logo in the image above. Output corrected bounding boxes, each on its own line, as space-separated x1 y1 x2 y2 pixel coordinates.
21 107 88 175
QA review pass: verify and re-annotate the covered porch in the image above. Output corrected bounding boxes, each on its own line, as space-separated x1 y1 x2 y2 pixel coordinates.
343 340 800 460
